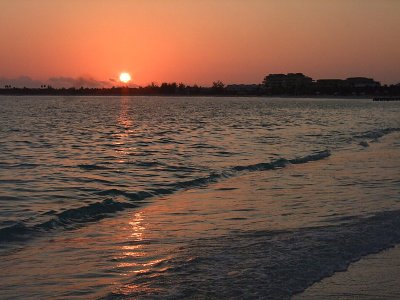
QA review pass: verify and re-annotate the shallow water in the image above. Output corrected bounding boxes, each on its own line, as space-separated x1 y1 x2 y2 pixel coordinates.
0 96 399 299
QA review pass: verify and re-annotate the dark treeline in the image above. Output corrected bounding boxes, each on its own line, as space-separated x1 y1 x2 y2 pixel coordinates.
1 75 399 97
0 82 225 96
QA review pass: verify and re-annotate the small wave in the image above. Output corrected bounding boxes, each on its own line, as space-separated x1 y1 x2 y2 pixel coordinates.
0 223 33 242
171 172 224 189
78 164 112 171
96 189 153 201
127 152 154 157
163 165 199 173
289 150 331 164
40 199 137 228
156 138 184 145
231 158 288 172
229 151 331 173
355 127 400 140
191 143 220 149
168 150 330 191
133 161 162 167
216 187 238 191
150 188 175 195
0 150 331 244
215 151 235 156
3 163 40 169
0 199 137 243
0 195 21 201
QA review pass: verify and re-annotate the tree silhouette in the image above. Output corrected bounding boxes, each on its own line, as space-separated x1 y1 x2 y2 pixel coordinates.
212 80 225 94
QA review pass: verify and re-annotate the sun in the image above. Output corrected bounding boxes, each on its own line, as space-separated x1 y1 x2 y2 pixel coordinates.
119 72 131 84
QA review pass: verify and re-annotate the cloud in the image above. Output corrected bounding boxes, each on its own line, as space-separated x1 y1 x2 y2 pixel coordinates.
47 76 114 88
0 76 44 88
0 76 115 88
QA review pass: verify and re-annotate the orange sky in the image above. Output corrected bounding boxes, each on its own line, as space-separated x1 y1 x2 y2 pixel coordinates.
1 0 399 86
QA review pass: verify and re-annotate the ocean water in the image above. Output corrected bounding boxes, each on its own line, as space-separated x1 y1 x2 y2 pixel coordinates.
0 96 399 299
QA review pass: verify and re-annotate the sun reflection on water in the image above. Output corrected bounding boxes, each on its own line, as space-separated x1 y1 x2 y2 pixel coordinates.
114 211 147 275
118 97 134 130
128 212 145 241
111 210 174 300
112 97 136 156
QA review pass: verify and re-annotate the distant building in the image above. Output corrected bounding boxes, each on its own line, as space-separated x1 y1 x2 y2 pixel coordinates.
263 73 313 90
316 79 349 89
345 77 380 88
263 74 288 89
285 73 313 88
315 79 350 94
225 84 261 94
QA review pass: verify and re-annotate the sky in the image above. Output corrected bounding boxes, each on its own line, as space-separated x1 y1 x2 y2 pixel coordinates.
1 0 399 87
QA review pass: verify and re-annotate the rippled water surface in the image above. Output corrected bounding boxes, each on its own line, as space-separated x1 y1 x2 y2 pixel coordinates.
0 96 399 299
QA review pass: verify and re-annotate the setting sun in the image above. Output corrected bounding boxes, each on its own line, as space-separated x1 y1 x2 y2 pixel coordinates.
119 72 131 84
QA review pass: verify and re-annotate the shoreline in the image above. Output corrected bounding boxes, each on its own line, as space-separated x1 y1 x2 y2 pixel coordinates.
293 244 400 299
0 94 387 99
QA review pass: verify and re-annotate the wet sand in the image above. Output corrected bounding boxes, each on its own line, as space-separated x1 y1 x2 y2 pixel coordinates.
294 245 400 299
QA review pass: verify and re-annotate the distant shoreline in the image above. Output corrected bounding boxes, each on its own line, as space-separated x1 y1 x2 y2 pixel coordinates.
0 90 398 100
2 73 399 98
